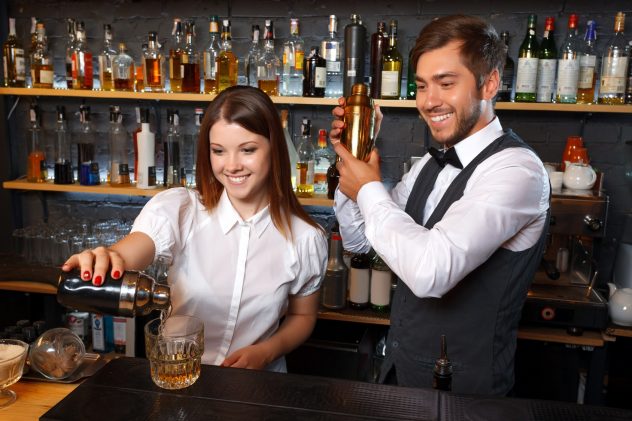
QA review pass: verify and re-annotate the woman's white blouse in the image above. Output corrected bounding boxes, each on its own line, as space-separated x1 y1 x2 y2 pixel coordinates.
131 188 327 371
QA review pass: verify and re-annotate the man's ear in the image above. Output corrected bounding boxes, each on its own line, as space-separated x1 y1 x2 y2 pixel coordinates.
482 68 500 100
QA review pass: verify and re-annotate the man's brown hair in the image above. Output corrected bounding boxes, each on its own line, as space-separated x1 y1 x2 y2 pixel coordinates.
410 15 507 88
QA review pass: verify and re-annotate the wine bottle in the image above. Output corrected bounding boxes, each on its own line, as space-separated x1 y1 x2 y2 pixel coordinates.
556 14 580 104
370 252 392 312
380 19 403 99
577 20 598 104
321 223 348 310
598 12 629 105
497 31 514 102
303 46 326 97
370 21 388 99
536 17 557 103
515 14 539 102
348 253 370 309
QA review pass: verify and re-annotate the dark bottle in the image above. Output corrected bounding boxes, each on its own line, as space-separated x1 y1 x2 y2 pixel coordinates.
57 270 171 317
343 14 367 97
303 46 326 97
321 223 348 310
625 47 632 104
348 253 370 309
54 106 73 184
370 21 388 99
77 105 100 186
406 49 416 100
432 334 453 391
497 31 515 102
326 163 339 199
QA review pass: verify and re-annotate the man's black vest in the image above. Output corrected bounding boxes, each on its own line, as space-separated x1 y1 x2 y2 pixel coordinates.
380 130 549 395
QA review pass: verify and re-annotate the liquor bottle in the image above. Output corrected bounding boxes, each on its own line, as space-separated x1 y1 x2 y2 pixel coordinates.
77 105 100 186
26 17 37 87
370 251 392 312
536 17 557 103
296 117 315 198
626 44 632 104
71 21 93 90
64 18 76 89
556 14 580 104
348 253 370 309
313 129 334 194
203 16 221 94
321 223 348 310
136 108 156 189
370 21 388 99
432 335 453 391
216 19 238 93
143 31 164 92
303 46 326 97
280 109 299 189
135 43 146 92
108 106 130 187
599 12 629 104
245 25 261 88
163 109 183 187
381 19 403 99
322 15 343 98
2 17 26 87
344 14 366 97
190 107 204 187
30 22 53 89
406 50 417 100
515 14 539 102
98 24 117 91
27 104 46 183
112 42 134 91
169 18 185 92
281 18 305 96
497 31 514 101
577 21 598 104
256 19 281 96
181 20 200 93
54 106 73 184
326 161 339 199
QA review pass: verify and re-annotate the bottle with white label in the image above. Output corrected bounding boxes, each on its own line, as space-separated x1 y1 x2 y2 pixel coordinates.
577 20 598 105
321 15 343 98
536 17 557 103
380 19 402 99
349 253 370 309
303 46 326 97
2 17 26 87
370 251 392 312
556 14 580 103
515 14 539 102
136 108 156 189
598 12 629 105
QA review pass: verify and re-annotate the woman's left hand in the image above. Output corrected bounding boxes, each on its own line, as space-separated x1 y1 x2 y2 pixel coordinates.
221 344 271 370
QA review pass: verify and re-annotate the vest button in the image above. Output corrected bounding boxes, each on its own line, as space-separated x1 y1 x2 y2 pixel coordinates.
392 341 399 348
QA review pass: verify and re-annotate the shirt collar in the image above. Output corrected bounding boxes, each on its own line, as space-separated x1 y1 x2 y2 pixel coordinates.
217 190 272 238
452 117 504 168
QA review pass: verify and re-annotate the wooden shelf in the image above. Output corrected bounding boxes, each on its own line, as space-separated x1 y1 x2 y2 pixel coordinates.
2 179 333 206
318 307 390 326
605 324 632 338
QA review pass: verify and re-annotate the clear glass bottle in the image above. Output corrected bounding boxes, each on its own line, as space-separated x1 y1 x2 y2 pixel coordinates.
169 18 185 92
108 106 130 187
281 18 305 96
256 19 281 96
370 251 392 312
181 20 200 93
321 223 348 310
143 31 164 92
497 31 514 102
280 109 298 190
344 14 366 97
27 104 46 183
77 105 100 186
64 18 76 89
98 24 117 91
163 109 183 187
370 21 387 99
189 107 204 187
348 253 370 309
112 42 134 91
515 14 539 102
314 129 334 194
3 17 26 87
321 15 343 98
536 17 557 103
296 117 315 198
577 21 598 104
245 25 261 88
203 16 221 94
599 12 629 104
54 106 73 184
30 22 53 89
556 14 580 104
303 46 326 97
71 21 93 90
217 19 238 93
381 19 403 99
26 17 37 87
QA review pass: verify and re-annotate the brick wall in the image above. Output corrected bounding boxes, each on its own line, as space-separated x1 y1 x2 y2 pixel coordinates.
3 0 632 279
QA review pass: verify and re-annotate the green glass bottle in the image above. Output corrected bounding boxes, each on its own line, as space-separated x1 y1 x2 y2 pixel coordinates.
515 14 539 102
406 50 416 100
536 17 557 103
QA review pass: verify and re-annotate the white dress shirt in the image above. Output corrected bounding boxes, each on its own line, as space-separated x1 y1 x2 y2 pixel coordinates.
132 188 328 372
335 117 550 299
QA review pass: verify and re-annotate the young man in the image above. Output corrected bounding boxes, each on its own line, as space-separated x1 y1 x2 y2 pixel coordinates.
330 15 550 395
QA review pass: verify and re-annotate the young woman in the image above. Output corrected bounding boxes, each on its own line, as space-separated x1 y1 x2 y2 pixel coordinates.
62 86 328 372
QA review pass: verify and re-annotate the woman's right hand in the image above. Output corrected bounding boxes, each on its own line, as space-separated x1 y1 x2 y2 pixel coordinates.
62 247 125 286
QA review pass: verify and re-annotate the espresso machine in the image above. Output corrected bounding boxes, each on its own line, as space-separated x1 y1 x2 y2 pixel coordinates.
521 188 609 333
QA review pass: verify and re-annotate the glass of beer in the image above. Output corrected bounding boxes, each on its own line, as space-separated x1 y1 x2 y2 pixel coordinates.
144 315 204 390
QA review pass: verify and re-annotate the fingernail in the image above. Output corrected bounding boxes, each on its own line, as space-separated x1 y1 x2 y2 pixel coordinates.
82 271 91 280
113 270 121 279
93 276 103 286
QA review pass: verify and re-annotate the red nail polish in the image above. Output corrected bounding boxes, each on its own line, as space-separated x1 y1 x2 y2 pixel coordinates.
83 271 91 280
94 276 103 286
113 271 121 279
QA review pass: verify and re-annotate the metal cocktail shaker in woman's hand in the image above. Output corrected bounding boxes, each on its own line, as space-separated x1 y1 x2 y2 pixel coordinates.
57 270 170 317
342 83 375 161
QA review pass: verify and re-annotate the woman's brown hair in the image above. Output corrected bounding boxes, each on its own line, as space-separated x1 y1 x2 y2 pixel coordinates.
195 86 321 239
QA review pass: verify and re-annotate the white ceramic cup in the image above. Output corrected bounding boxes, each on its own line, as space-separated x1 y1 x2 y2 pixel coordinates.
549 171 564 190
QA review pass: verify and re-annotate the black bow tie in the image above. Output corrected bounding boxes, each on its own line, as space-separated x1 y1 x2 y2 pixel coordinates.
428 147 463 169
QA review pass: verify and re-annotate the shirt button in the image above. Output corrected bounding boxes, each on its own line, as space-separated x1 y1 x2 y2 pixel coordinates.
392 341 399 348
